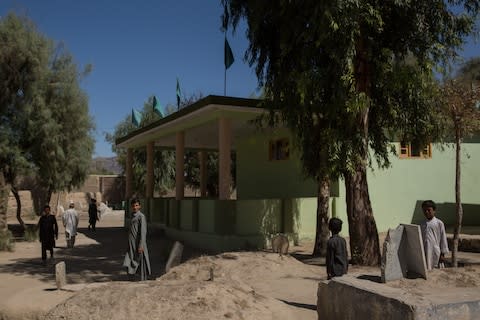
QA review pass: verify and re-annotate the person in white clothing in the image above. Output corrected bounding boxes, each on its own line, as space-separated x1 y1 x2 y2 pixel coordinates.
420 200 449 270
63 201 79 248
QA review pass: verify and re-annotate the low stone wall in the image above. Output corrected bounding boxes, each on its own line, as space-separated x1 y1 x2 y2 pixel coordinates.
447 235 480 253
317 276 480 320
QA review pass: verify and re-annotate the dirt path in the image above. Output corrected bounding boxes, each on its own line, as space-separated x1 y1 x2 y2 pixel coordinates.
0 211 327 320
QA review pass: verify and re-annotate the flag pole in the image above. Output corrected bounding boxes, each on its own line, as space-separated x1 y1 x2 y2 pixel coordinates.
224 34 227 96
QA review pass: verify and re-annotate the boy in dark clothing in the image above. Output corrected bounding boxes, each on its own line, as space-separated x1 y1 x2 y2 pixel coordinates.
88 198 99 231
38 205 58 265
326 217 348 279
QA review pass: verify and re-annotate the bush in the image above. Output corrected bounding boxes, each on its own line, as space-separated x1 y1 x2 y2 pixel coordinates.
0 229 15 251
24 224 38 242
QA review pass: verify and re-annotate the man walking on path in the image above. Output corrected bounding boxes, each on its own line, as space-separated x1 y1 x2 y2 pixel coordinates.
123 198 151 281
88 198 99 231
63 201 79 248
38 205 58 265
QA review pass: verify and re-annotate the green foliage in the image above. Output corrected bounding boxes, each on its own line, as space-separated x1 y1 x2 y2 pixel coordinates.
0 13 94 212
222 0 480 264
106 96 177 196
222 0 478 175
0 229 14 251
24 224 38 242
29 49 95 197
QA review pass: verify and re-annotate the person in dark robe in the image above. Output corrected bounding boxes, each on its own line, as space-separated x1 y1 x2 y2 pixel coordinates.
88 198 99 231
123 198 151 281
38 205 58 265
326 217 348 279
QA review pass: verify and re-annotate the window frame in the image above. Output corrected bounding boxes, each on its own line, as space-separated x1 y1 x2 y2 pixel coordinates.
399 141 432 159
269 138 290 161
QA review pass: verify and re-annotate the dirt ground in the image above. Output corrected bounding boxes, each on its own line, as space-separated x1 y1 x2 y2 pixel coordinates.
1 211 479 320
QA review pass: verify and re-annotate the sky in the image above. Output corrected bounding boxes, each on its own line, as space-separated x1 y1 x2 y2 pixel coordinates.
0 1 478 158
0 0 260 158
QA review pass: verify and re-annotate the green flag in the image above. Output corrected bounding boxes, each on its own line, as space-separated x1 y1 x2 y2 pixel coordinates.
176 78 181 109
153 96 162 117
224 38 234 70
132 108 142 127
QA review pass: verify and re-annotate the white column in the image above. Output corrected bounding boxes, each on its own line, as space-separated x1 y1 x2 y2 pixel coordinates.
175 131 185 200
146 141 154 198
199 150 207 197
218 117 231 200
125 148 133 199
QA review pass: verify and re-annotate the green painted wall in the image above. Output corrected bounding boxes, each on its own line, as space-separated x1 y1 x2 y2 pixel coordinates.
141 141 479 253
236 129 318 199
179 199 197 231
236 199 282 235
198 200 215 233
334 143 480 234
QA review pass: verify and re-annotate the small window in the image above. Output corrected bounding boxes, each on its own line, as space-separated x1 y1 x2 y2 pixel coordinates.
269 138 290 161
399 141 432 159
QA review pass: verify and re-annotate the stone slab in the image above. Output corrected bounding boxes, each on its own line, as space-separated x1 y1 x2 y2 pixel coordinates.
381 225 405 282
401 223 427 279
317 275 480 320
381 224 427 282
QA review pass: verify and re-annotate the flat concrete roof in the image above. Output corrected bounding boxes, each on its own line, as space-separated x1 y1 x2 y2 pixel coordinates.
116 95 266 150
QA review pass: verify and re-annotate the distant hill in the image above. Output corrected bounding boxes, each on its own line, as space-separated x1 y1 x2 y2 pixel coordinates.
90 157 123 175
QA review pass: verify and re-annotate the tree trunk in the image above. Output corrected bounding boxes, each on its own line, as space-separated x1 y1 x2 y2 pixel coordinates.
312 176 330 257
46 188 53 207
0 172 8 232
452 127 463 268
344 34 381 266
11 186 24 228
345 165 381 266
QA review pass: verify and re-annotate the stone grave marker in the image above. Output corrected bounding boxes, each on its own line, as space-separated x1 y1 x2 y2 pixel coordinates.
381 224 427 282
55 261 67 289
272 234 289 256
165 241 184 273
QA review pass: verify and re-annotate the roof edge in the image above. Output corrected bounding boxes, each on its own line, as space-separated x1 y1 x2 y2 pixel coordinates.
116 95 263 146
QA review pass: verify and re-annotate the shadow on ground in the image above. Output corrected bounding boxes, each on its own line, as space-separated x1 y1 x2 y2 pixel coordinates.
0 225 177 284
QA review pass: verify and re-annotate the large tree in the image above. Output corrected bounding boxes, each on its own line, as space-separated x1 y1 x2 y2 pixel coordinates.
0 14 94 237
222 0 479 265
28 49 95 206
0 14 51 231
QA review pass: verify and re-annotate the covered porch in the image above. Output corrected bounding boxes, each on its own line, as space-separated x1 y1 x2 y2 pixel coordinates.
116 95 328 252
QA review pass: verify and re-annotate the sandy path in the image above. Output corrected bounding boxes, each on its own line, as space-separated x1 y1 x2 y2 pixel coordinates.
0 212 325 320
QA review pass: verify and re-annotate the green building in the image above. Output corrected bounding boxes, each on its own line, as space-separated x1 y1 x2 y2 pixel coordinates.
117 95 480 252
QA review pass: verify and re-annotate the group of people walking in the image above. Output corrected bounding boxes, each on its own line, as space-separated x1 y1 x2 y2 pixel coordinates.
36 197 151 281
37 198 100 265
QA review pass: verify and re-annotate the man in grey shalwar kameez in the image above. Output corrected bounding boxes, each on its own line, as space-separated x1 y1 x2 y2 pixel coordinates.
123 198 151 281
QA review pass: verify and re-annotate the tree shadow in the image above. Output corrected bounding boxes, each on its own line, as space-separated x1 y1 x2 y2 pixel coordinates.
290 252 325 266
0 225 171 284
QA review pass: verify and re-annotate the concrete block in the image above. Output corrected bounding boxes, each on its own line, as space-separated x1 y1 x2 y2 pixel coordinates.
317 275 480 320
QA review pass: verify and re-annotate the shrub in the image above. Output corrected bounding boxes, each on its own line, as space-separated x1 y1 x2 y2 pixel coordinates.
0 229 15 251
24 224 38 242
